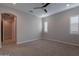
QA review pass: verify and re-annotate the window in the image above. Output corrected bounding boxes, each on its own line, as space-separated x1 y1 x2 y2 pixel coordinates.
70 16 79 34
44 21 48 32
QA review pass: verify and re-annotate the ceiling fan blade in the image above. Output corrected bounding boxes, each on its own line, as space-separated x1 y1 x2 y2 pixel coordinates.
44 9 47 13
34 3 50 9
42 3 50 8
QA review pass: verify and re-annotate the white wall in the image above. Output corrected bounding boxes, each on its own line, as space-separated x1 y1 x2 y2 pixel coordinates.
0 5 42 48
42 6 79 46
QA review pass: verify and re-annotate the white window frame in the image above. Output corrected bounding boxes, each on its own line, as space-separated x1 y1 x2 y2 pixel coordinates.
70 16 79 34
44 21 48 33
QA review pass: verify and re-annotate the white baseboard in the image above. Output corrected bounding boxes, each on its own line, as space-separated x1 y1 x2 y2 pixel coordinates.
17 38 39 44
45 38 79 47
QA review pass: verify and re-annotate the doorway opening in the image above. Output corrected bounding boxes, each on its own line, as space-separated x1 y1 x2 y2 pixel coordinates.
1 13 16 47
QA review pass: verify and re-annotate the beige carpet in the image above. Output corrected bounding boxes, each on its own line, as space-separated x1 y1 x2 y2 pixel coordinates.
0 39 79 56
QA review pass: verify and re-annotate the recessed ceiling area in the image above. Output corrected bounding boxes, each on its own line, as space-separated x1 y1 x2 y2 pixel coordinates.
0 3 79 18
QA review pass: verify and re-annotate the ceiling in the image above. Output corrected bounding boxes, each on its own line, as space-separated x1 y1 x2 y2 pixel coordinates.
0 3 79 18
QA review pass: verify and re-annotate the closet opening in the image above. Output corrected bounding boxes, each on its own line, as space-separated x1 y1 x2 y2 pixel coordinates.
1 13 16 47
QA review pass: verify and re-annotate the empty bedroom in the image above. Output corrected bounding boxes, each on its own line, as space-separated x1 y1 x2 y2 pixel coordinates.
0 3 79 56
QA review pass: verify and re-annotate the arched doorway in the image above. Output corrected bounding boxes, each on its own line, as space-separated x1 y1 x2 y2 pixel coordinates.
1 13 16 47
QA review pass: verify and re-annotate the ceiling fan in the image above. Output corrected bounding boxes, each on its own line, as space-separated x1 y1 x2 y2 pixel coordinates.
33 3 50 13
